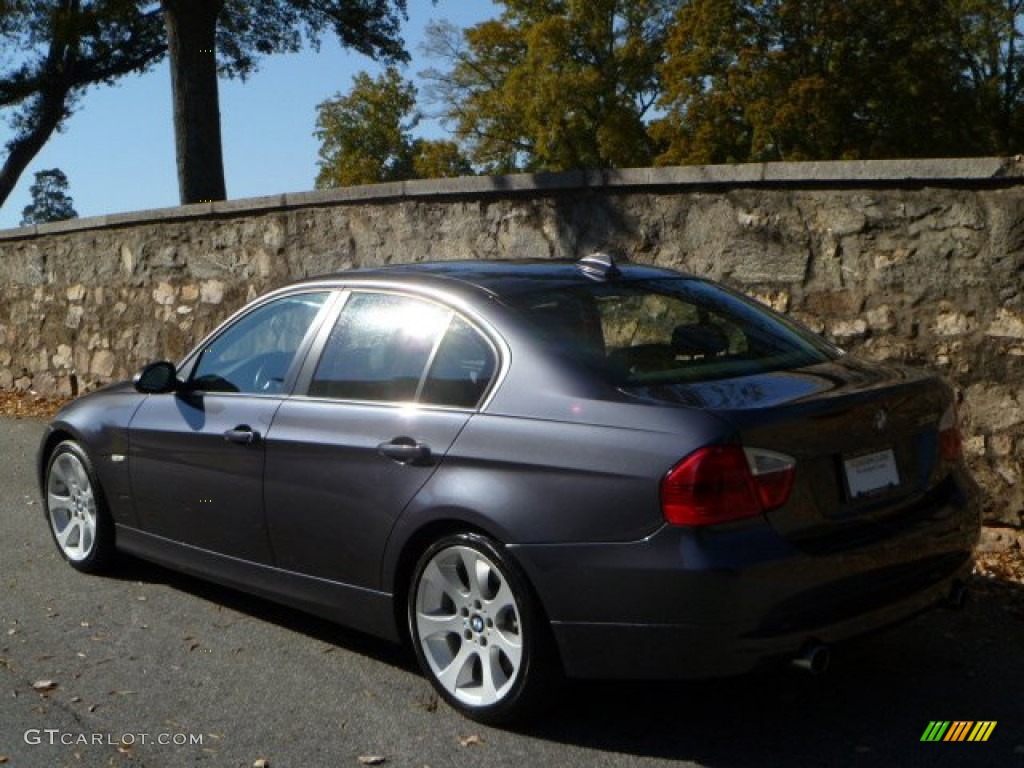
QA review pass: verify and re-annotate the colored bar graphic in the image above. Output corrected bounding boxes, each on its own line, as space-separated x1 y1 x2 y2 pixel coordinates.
968 722 997 742
921 721 996 742
921 722 950 741
944 722 973 741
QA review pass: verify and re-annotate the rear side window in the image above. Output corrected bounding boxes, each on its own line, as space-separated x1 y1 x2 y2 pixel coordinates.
420 316 496 408
309 293 496 408
506 279 838 385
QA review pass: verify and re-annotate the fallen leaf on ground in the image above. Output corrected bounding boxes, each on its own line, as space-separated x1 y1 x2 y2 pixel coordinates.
31 680 57 692
357 756 386 765
253 759 270 768
458 734 484 747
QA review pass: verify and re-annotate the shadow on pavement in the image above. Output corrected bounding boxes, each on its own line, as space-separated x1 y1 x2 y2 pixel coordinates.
109 554 1023 767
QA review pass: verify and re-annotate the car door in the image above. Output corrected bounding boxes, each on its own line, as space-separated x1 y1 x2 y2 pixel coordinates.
128 290 333 563
263 290 498 589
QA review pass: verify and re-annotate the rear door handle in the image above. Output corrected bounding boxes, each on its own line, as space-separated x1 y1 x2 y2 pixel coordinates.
377 438 432 465
224 425 259 445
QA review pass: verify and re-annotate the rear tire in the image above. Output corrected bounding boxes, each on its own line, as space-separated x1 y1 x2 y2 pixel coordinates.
408 532 556 724
44 440 115 574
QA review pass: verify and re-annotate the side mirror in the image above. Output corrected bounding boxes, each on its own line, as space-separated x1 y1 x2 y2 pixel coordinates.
133 361 180 394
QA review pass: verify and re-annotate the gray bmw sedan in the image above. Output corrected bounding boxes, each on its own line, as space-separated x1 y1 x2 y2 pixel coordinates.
39 254 980 723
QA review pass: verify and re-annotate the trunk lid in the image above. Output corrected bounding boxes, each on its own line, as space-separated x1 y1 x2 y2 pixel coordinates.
626 357 958 550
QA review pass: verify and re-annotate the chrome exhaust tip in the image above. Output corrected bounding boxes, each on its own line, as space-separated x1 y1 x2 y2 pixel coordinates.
792 642 831 675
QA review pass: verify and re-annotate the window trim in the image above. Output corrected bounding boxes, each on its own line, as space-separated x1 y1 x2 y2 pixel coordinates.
176 289 340 398
293 287 504 413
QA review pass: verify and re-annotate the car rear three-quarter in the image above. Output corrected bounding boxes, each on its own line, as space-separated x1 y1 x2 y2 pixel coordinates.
482 267 980 680
34 256 982 725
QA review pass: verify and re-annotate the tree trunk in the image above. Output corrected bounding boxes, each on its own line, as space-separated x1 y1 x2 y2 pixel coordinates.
162 0 226 204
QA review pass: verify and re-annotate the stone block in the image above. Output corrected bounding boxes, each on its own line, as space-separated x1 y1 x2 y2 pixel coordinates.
987 308 1024 339
988 434 1015 457
52 344 73 370
152 282 176 305
829 318 868 339
866 305 896 332
977 526 1017 553
934 311 974 336
200 280 225 304
32 371 57 395
805 290 863 316
89 349 116 378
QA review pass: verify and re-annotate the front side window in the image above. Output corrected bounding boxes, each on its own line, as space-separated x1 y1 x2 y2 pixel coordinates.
506 279 838 386
190 292 329 394
309 293 497 408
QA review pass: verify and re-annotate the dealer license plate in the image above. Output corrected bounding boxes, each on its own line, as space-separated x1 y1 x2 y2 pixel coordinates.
843 449 900 498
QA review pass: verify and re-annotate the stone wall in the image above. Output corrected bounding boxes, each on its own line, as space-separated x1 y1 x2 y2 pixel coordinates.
1 158 1022 527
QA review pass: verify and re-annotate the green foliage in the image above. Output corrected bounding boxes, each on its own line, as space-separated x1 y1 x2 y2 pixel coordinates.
421 0 1023 169
315 67 418 187
654 0 1022 164
315 68 473 187
215 0 409 79
412 139 474 179
422 0 674 172
20 167 77 224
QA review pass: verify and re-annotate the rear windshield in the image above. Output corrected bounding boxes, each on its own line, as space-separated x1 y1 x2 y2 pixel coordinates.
504 278 839 386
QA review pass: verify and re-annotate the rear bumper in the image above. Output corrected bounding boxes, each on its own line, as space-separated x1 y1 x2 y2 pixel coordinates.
510 475 979 680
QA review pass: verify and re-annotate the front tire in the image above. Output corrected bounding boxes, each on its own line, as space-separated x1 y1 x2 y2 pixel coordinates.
44 440 115 573
408 533 555 724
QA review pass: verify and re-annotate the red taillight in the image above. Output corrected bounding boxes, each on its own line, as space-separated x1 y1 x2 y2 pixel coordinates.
661 445 796 527
939 403 962 461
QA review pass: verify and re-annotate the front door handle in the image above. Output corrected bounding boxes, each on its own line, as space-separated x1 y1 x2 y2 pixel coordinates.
377 438 431 465
224 425 259 445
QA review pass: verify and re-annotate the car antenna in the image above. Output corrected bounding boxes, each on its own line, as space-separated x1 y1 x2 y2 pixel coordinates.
577 251 624 281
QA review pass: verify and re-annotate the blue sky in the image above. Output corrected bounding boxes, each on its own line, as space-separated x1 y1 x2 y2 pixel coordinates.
0 1 497 230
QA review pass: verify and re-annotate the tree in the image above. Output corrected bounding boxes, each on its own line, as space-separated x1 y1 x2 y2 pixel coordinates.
422 0 675 173
953 0 1024 153
315 67 418 187
411 138 474 179
20 167 77 224
0 0 165 210
653 0 1001 164
161 0 410 204
315 67 473 188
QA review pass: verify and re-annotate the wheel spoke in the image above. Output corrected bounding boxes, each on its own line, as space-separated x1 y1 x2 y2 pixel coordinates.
489 622 523 668
47 491 71 516
466 552 491 599
436 642 476 693
421 557 466 602
484 578 515 613
416 609 464 638
480 647 511 704
56 519 81 554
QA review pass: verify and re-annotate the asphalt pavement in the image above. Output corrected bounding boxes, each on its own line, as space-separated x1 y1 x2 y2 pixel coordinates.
1 415 1022 768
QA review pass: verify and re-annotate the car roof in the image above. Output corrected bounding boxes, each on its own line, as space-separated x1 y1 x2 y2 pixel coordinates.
289 258 689 299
